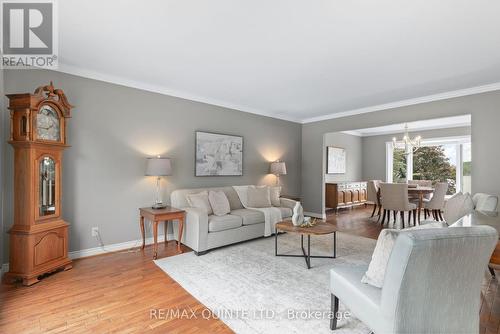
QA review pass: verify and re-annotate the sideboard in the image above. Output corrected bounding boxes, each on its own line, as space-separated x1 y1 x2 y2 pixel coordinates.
325 181 368 213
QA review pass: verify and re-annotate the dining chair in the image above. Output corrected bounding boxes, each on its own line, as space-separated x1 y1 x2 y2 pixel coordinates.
423 182 448 221
367 180 382 218
379 183 417 228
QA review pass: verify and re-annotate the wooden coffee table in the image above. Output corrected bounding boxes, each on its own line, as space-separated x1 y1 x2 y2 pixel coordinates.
275 220 337 269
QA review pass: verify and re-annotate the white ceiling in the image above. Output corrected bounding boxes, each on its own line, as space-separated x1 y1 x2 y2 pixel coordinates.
342 115 471 137
58 0 500 123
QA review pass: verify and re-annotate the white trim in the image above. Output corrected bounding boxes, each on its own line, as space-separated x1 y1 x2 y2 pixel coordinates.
52 63 500 125
419 135 471 146
1 234 175 272
69 233 175 259
304 211 326 219
55 63 302 123
1 263 9 275
341 130 363 137
386 142 394 183
348 121 471 138
302 82 500 124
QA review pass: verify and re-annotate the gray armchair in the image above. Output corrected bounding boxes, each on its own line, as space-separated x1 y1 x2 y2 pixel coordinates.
330 226 497 333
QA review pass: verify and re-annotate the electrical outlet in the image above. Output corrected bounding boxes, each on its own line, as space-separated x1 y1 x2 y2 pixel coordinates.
91 227 99 237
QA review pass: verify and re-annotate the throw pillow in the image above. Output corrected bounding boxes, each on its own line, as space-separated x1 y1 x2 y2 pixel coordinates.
233 185 250 207
269 186 281 207
444 192 474 224
208 190 231 216
361 222 446 288
247 185 272 208
186 191 213 215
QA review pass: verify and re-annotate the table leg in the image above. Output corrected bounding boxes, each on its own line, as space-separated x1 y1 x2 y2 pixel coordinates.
153 221 159 259
164 220 168 243
275 230 278 256
333 232 336 258
140 216 145 250
418 193 423 224
307 235 311 269
177 217 184 253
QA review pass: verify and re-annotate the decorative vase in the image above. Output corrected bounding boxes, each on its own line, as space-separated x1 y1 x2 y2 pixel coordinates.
292 202 304 226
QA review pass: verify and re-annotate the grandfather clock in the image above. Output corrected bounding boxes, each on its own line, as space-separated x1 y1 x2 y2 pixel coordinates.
4 82 73 286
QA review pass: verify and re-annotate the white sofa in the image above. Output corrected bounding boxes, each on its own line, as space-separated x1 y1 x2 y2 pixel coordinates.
171 186 297 255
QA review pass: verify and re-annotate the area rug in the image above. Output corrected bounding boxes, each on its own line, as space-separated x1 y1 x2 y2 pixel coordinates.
155 232 376 334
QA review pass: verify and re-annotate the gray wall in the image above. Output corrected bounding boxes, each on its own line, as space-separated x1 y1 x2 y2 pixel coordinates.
0 69 4 269
302 91 500 215
362 126 471 181
2 69 301 261
324 132 362 183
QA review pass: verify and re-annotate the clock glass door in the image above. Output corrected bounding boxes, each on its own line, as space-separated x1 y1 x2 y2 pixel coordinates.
39 157 56 216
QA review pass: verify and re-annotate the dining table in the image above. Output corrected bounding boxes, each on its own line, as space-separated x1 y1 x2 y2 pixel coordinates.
407 186 434 222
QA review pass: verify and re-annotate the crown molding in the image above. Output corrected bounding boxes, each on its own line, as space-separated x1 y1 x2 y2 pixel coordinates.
340 130 363 137
55 63 302 123
342 115 471 137
53 64 500 125
301 82 500 124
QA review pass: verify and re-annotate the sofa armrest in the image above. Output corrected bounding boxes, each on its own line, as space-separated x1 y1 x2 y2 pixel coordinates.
280 197 297 209
173 207 209 252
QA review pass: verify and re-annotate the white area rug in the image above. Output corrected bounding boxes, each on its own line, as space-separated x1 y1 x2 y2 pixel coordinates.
155 232 376 334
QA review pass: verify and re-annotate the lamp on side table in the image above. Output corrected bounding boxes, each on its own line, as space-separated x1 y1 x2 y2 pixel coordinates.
145 156 172 209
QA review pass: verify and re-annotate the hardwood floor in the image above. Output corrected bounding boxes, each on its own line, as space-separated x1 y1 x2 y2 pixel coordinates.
0 205 498 333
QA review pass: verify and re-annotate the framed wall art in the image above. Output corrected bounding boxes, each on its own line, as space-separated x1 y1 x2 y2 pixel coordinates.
195 131 243 176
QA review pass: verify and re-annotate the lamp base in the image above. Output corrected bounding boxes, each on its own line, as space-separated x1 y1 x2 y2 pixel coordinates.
152 203 167 209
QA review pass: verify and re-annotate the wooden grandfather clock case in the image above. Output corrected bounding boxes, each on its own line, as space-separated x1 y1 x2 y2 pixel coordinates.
4 82 73 286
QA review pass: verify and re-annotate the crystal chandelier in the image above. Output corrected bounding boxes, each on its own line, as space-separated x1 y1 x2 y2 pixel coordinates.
392 124 422 155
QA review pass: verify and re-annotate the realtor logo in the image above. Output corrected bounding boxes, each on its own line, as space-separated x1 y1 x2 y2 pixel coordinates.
1 0 58 68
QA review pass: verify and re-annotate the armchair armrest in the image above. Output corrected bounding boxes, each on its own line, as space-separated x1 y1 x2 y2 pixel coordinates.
280 197 297 209
173 207 209 252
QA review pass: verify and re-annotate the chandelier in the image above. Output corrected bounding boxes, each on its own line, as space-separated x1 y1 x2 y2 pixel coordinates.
392 124 422 155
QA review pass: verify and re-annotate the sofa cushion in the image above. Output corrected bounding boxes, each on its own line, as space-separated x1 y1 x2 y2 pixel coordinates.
208 190 231 216
186 191 213 215
247 186 272 208
277 207 293 218
171 187 244 210
208 214 242 232
269 186 281 207
231 209 265 226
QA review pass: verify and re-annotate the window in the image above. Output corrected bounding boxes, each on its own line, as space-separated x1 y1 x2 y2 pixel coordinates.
387 136 471 194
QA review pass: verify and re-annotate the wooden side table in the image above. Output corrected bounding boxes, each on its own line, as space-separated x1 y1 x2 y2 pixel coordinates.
139 206 185 259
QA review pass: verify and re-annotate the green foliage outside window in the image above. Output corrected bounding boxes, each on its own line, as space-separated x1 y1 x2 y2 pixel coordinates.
393 146 457 194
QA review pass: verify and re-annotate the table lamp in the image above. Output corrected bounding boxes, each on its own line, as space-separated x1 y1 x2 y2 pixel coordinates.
145 156 172 209
270 160 287 186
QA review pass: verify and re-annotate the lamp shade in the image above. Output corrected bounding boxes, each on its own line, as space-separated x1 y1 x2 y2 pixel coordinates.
145 157 172 176
270 161 287 175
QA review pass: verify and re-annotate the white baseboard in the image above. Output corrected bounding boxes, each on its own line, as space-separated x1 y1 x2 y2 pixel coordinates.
304 211 327 219
68 233 175 259
1 233 175 274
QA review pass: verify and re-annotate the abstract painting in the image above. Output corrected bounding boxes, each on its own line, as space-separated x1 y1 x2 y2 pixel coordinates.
195 131 243 176
327 146 346 174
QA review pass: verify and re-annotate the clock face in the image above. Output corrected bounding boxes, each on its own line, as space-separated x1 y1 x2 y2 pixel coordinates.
37 105 60 141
